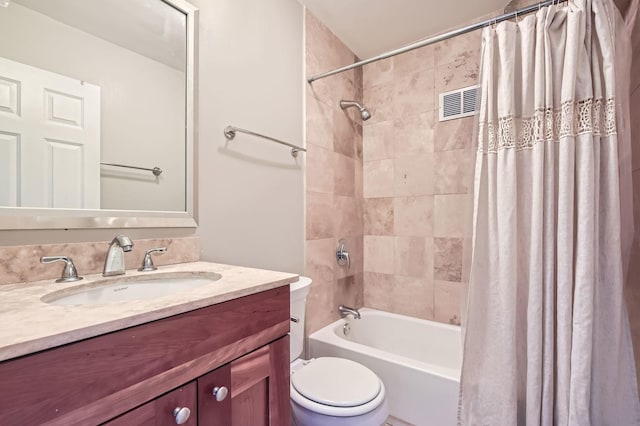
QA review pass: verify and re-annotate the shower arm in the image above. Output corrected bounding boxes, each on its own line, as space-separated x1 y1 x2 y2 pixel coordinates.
339 100 363 110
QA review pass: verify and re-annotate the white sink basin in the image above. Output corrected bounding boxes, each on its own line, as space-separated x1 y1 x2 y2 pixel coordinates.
42 272 222 306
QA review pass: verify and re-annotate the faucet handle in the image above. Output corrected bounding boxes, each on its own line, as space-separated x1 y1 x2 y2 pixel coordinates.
336 239 350 269
40 256 83 283
138 247 167 272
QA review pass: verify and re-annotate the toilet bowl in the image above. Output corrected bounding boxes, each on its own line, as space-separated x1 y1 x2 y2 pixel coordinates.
289 277 389 426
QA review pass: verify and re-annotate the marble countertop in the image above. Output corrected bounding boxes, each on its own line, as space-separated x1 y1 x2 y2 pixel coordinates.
0 261 298 362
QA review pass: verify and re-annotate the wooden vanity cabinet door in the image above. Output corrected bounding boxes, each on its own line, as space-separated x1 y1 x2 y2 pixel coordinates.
104 381 197 426
229 335 290 426
197 363 232 424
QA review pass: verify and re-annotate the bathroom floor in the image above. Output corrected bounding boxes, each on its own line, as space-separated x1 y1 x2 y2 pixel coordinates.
386 415 415 426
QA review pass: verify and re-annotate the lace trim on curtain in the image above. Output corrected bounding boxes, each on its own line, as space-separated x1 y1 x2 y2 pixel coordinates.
477 98 616 154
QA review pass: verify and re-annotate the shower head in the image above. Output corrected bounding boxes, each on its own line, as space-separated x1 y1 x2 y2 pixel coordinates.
339 100 372 121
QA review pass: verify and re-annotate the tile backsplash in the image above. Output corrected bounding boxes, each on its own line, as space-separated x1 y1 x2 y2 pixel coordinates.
0 237 200 285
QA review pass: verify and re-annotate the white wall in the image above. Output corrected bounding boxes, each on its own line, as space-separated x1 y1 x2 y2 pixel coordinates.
0 0 306 277
0 3 186 212
191 0 305 274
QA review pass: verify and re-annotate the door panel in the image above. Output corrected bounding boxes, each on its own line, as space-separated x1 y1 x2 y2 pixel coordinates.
232 380 268 426
0 131 19 206
0 76 19 116
47 139 84 208
45 89 85 128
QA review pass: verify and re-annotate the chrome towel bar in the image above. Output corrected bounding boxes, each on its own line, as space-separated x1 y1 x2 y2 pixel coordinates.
224 125 306 158
100 162 162 176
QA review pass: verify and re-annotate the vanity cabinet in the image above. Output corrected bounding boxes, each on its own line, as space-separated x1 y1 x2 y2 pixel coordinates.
0 286 290 425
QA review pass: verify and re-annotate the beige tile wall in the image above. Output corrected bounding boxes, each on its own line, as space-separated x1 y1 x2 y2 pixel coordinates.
305 10 482 327
361 30 482 325
305 11 364 334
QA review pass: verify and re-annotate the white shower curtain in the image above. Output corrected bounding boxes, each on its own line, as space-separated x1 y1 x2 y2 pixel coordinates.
459 1 640 424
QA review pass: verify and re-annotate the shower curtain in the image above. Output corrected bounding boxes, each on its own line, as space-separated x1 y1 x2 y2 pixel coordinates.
459 0 640 424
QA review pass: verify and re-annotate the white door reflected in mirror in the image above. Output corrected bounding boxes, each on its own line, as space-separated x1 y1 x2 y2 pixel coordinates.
0 57 100 209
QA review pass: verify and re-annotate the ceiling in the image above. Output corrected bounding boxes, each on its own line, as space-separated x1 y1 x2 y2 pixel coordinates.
13 0 186 71
298 0 509 59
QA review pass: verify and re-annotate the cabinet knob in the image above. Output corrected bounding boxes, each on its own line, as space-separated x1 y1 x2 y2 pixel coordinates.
172 407 191 424
212 386 229 402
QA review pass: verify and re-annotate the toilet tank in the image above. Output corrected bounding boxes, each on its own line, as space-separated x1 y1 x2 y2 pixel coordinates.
290 276 312 361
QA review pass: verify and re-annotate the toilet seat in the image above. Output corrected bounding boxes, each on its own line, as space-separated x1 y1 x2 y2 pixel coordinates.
290 357 386 417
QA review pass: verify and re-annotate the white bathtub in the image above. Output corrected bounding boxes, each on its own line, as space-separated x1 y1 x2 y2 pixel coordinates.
308 308 462 426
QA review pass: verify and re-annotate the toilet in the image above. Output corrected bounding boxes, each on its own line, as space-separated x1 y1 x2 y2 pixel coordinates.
289 277 389 426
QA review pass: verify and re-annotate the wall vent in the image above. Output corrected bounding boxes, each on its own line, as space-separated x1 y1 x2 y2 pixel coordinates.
439 85 479 121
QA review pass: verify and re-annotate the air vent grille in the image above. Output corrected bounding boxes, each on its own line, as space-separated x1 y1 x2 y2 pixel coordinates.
439 85 479 121
443 92 461 117
462 88 477 113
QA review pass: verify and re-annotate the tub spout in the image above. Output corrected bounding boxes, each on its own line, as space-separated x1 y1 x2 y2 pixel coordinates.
338 305 361 319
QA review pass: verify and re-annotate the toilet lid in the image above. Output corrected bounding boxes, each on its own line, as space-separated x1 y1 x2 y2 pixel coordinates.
291 357 381 408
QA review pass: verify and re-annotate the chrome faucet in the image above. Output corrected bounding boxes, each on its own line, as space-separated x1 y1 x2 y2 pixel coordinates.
338 305 361 320
103 235 133 277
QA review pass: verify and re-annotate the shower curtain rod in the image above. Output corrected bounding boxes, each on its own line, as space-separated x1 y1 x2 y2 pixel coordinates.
307 0 565 83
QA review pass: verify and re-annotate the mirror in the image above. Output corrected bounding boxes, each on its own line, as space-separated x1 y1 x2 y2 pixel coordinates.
0 0 197 229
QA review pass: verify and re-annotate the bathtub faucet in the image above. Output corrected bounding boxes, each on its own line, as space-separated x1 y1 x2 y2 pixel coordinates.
338 305 361 320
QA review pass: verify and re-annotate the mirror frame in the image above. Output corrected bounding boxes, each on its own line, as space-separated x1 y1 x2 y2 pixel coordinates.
0 0 198 230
